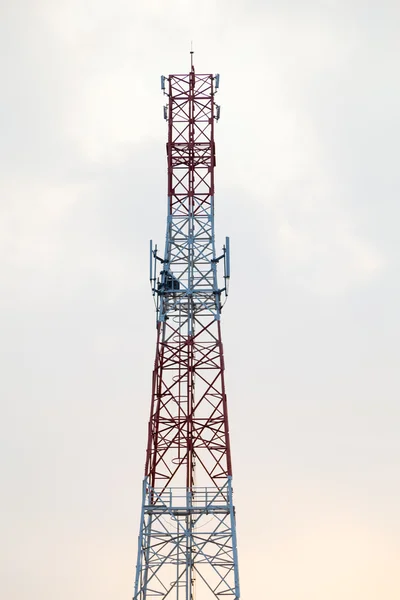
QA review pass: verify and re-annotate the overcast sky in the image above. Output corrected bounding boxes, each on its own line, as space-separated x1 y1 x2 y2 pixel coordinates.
1 1 399 599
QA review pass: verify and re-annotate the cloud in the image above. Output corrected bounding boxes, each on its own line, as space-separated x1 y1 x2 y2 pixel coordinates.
0 3 398 600
270 183 383 294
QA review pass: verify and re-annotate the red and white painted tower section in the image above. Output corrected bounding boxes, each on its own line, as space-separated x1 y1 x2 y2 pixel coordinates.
133 58 240 600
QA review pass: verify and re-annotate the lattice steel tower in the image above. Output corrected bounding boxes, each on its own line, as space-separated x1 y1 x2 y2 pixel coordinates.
133 57 240 600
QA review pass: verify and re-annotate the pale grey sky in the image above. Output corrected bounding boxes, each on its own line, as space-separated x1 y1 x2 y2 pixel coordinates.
1 1 399 599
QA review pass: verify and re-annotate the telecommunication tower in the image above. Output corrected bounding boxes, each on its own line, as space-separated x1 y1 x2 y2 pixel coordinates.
132 57 240 600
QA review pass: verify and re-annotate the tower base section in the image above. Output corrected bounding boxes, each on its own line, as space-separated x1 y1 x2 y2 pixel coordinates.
133 478 240 600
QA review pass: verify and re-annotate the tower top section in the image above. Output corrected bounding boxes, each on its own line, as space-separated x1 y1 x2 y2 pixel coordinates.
159 65 221 222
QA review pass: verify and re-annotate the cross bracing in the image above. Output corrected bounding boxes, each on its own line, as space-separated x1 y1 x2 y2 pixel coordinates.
133 64 240 600
134 481 239 600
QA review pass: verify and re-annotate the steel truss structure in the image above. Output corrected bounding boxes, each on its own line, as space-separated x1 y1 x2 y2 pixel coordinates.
133 60 240 600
